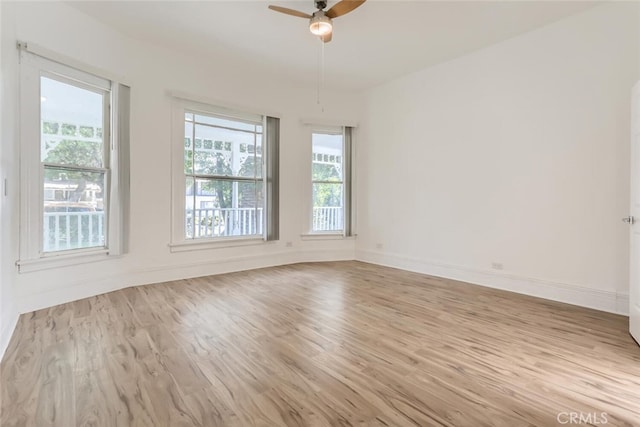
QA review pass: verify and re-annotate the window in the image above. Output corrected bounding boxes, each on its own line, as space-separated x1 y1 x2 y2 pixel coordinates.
40 76 108 252
171 98 279 248
184 112 263 239
18 44 129 270
310 127 353 235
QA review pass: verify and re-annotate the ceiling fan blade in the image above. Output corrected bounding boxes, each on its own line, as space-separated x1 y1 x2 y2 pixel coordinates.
268 5 312 19
320 32 333 43
325 0 366 19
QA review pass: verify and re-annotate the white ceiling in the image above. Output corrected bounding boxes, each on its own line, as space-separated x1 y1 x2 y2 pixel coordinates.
68 1 598 91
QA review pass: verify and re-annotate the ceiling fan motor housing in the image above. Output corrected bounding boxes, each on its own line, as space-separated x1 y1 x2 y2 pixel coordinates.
315 0 328 10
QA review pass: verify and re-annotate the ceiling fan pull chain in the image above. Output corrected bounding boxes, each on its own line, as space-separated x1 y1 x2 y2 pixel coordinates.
317 38 322 107
316 39 326 111
321 40 325 112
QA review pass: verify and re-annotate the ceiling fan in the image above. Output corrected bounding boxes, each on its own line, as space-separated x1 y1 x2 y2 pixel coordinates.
268 0 366 43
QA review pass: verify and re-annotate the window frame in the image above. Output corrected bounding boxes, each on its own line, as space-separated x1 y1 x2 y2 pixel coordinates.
16 44 129 272
39 71 111 255
310 126 346 234
170 97 278 250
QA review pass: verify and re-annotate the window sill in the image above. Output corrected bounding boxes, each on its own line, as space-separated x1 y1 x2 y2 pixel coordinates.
16 249 114 273
169 237 269 253
300 233 352 241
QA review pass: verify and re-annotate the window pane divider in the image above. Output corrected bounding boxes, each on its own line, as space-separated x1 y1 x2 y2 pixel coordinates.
312 180 344 185
43 163 108 173
186 174 260 182
188 122 261 135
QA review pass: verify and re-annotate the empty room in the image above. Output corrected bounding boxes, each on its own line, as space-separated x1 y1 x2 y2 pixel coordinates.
1 0 639 426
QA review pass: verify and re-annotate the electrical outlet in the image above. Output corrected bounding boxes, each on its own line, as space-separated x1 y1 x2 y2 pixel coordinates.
285 241 293 247
376 243 383 250
491 262 504 270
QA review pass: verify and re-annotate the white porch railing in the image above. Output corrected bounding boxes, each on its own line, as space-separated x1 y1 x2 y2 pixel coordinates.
187 208 264 238
43 211 105 252
43 207 345 250
187 207 344 238
313 206 343 231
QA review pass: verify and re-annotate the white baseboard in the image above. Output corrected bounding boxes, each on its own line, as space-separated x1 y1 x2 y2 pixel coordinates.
356 249 629 316
0 308 19 363
17 248 355 314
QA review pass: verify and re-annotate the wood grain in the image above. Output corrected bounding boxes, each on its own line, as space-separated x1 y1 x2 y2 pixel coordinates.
1 261 639 426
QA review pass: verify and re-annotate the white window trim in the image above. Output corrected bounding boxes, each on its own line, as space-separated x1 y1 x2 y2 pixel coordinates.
300 233 354 241
16 250 115 274
17 42 130 87
169 97 270 249
170 90 280 123
168 236 272 253
16 43 128 272
300 117 358 128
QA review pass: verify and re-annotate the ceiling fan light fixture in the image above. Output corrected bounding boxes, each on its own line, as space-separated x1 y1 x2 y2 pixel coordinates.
309 13 333 36
269 0 366 43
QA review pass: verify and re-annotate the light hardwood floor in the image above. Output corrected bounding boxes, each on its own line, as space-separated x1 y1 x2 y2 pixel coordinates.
1 261 639 426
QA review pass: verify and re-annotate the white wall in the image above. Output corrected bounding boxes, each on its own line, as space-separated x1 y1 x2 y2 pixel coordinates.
0 2 20 359
357 3 640 314
0 0 361 332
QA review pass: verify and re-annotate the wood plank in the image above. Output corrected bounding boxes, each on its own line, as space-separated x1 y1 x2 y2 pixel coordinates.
35 342 75 427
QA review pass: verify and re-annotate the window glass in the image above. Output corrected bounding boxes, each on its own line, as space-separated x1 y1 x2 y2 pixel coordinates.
41 77 105 167
41 76 108 252
312 133 343 182
312 131 344 232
